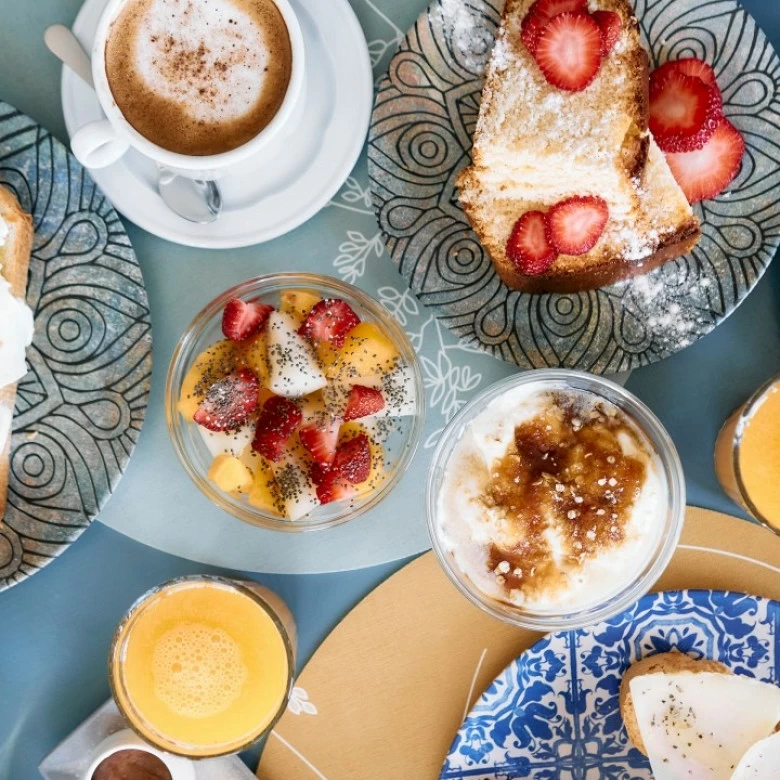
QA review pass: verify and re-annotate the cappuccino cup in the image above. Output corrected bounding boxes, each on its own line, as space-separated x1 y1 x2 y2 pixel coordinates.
71 0 305 179
82 729 195 780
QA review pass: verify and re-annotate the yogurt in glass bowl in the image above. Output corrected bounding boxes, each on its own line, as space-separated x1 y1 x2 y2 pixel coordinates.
426 370 685 630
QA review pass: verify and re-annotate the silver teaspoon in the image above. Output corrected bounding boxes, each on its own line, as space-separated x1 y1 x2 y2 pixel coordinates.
44 24 223 224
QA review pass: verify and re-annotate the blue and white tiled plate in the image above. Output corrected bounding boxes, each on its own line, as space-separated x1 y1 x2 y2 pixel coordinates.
441 590 780 779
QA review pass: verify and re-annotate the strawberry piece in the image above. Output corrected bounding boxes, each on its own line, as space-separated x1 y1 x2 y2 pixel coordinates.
547 196 609 256
251 396 302 461
649 70 723 153
506 210 558 276
221 298 274 342
534 12 603 92
653 57 717 88
193 368 259 432
299 299 360 348
343 385 385 421
592 10 622 57
333 434 372 484
521 0 587 55
316 472 357 505
309 462 330 486
664 119 745 204
299 419 340 467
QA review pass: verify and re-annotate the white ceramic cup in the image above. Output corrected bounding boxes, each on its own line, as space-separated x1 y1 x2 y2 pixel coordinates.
71 0 305 178
82 729 196 780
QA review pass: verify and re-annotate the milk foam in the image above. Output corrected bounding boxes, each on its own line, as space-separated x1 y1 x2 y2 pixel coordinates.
134 0 278 123
151 621 248 719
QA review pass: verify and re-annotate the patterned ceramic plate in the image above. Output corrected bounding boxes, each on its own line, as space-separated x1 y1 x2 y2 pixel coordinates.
441 590 780 778
0 102 152 591
369 0 780 373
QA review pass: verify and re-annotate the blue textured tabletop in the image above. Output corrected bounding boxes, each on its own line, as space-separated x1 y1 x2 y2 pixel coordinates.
1 0 779 777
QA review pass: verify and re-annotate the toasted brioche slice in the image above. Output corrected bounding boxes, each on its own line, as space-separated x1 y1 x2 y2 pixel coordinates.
468 0 649 200
457 0 701 292
460 138 701 293
0 186 33 520
619 652 732 755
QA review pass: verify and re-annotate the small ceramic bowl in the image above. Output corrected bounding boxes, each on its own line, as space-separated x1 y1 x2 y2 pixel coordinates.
166 273 424 532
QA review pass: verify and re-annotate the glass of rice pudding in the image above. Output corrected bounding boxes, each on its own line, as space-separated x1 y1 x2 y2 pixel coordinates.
427 370 685 630
714 373 780 535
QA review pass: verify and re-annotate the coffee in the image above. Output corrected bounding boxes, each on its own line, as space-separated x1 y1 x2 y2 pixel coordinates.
105 0 292 156
92 749 172 780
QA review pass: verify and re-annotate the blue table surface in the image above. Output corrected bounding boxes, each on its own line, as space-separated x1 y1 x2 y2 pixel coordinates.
1 0 780 777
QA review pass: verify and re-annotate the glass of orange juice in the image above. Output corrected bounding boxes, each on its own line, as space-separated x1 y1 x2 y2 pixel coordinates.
109 576 295 757
714 373 780 535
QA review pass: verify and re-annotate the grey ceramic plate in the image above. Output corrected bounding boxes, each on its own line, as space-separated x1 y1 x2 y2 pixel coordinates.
369 0 780 373
0 102 151 591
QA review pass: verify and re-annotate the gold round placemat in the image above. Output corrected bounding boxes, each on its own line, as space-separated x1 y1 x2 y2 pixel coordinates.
258 508 780 779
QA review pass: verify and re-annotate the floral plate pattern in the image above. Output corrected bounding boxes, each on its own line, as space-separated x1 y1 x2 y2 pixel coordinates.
441 589 779 778
369 0 780 373
0 102 151 591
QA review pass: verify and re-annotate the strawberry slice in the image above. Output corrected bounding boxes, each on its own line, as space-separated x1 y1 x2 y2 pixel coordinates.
299 419 341 467
251 396 302 461
193 368 259 432
343 385 385 421
521 0 587 55
333 434 372 484
221 298 274 342
664 119 745 204
316 471 357 505
299 299 360 348
534 12 603 92
654 57 717 88
505 211 558 276
649 70 723 153
547 196 609 256
592 10 622 57
309 461 330 486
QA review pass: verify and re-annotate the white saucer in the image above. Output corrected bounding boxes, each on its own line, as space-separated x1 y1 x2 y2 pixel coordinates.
62 0 373 248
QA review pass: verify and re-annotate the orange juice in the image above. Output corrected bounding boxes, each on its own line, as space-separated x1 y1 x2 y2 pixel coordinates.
714 376 780 534
110 577 294 757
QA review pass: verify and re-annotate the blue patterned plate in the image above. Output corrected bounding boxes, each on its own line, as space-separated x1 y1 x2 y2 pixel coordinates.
441 590 780 778
0 102 151 591
369 0 780 373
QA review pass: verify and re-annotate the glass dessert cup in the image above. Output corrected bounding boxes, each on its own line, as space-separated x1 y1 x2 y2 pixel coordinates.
714 373 780 536
166 273 424 532
426 369 686 632
109 576 296 758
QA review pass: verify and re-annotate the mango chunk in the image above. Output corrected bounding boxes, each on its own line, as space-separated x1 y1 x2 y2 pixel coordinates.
237 332 270 386
280 290 321 328
335 322 400 378
247 454 283 515
178 340 239 420
208 454 253 494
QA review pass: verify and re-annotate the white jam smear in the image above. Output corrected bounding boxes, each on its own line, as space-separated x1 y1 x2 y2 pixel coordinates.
133 0 275 123
437 383 666 613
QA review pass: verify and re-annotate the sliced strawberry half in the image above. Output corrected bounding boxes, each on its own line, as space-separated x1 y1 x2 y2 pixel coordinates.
309 461 330 486
547 196 609 256
520 0 587 55
649 69 723 153
505 210 558 276
344 385 385 421
299 419 341 467
221 298 274 342
653 57 717 88
333 434 372 484
534 12 603 92
193 367 259 432
299 299 360 348
251 396 302 461
592 10 622 57
665 119 745 204
316 472 357 505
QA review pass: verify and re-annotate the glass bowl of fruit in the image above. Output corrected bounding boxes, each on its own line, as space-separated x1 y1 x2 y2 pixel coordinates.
165 273 425 532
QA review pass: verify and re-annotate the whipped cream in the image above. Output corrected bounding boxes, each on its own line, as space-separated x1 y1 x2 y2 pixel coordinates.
0 268 34 389
436 383 666 613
